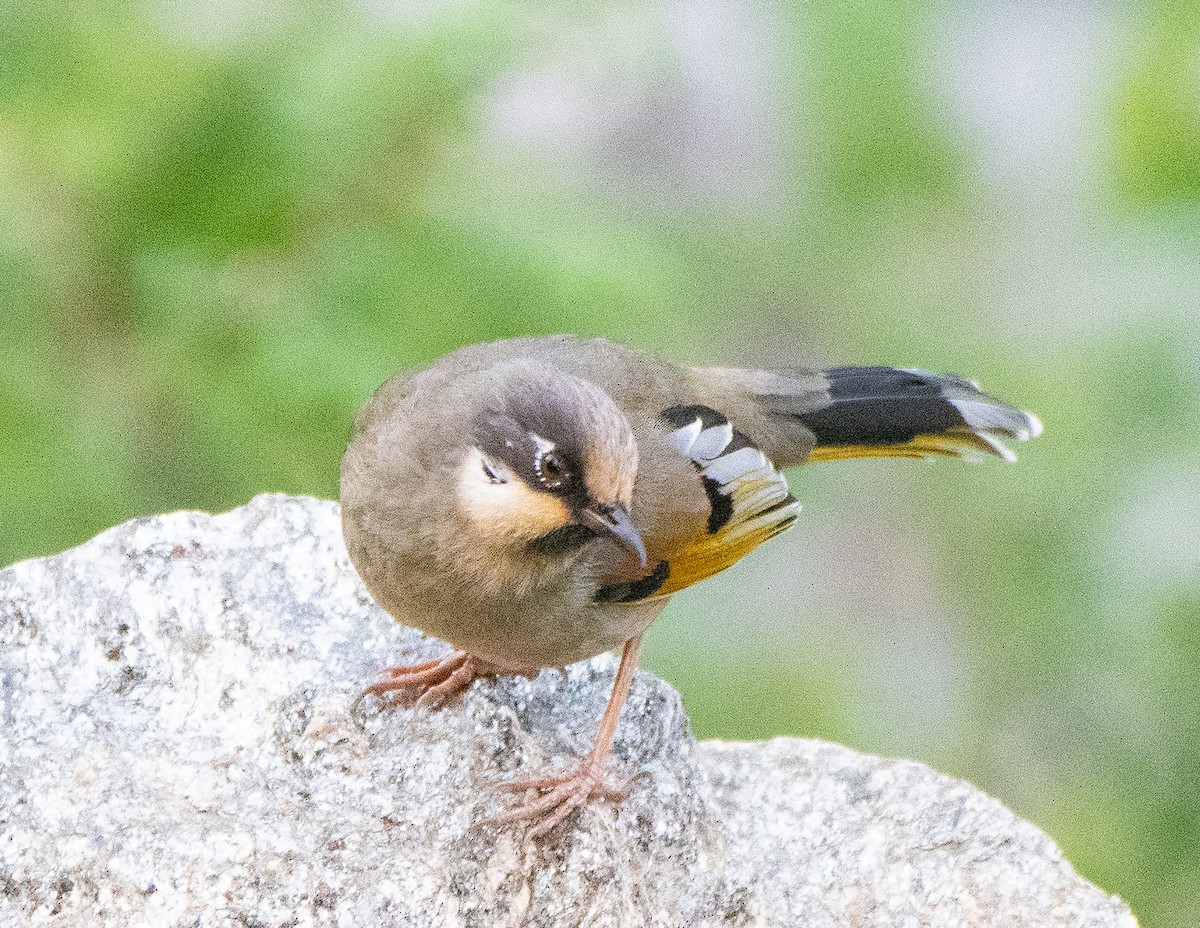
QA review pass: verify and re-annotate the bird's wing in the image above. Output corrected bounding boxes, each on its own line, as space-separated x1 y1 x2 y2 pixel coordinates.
595 404 800 604
592 364 1041 604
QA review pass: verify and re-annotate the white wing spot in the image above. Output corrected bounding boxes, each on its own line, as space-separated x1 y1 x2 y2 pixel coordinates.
688 422 735 462
703 447 769 485
667 418 703 456
667 410 800 538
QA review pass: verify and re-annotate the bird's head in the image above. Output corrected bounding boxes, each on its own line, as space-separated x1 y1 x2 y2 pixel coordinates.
458 366 645 568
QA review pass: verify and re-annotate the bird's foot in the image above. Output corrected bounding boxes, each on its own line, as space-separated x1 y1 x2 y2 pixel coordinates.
496 757 632 837
352 650 480 714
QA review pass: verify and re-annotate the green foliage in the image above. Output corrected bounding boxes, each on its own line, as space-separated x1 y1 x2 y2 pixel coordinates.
1112 2 1200 205
2 2 1197 924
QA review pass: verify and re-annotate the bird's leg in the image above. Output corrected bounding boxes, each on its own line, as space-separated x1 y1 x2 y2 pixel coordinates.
497 634 643 837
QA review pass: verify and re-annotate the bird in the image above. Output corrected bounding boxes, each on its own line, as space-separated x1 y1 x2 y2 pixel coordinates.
340 334 1041 836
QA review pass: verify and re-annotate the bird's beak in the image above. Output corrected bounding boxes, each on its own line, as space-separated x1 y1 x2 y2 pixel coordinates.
579 504 647 568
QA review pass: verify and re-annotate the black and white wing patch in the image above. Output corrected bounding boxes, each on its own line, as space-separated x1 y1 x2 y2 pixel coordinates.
649 404 801 597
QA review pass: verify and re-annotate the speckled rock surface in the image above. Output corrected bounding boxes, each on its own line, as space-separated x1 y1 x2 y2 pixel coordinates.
0 495 1135 927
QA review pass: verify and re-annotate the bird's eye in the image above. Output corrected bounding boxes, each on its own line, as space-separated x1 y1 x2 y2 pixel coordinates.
536 450 572 490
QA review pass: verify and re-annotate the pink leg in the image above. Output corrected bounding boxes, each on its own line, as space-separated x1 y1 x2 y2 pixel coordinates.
385 658 444 677
496 634 644 838
352 650 478 715
415 658 480 709
353 651 539 715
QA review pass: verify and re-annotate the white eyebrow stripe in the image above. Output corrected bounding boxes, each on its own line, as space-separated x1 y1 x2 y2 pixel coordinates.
529 433 557 454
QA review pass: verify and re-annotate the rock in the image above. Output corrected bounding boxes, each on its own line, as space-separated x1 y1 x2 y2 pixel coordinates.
0 494 1135 928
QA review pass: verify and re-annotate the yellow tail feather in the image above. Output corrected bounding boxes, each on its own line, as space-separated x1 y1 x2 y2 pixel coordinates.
807 430 1019 464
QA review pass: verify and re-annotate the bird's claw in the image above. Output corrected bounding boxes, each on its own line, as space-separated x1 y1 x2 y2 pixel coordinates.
495 759 633 838
351 650 477 718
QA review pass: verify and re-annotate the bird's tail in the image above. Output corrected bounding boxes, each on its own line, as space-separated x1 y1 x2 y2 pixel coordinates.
697 365 1042 467
798 366 1042 463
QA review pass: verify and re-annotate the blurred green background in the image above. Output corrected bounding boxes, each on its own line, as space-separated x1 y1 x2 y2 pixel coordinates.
2 0 1197 923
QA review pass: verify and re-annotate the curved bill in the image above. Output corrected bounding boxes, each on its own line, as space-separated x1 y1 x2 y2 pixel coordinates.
579 504 647 568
